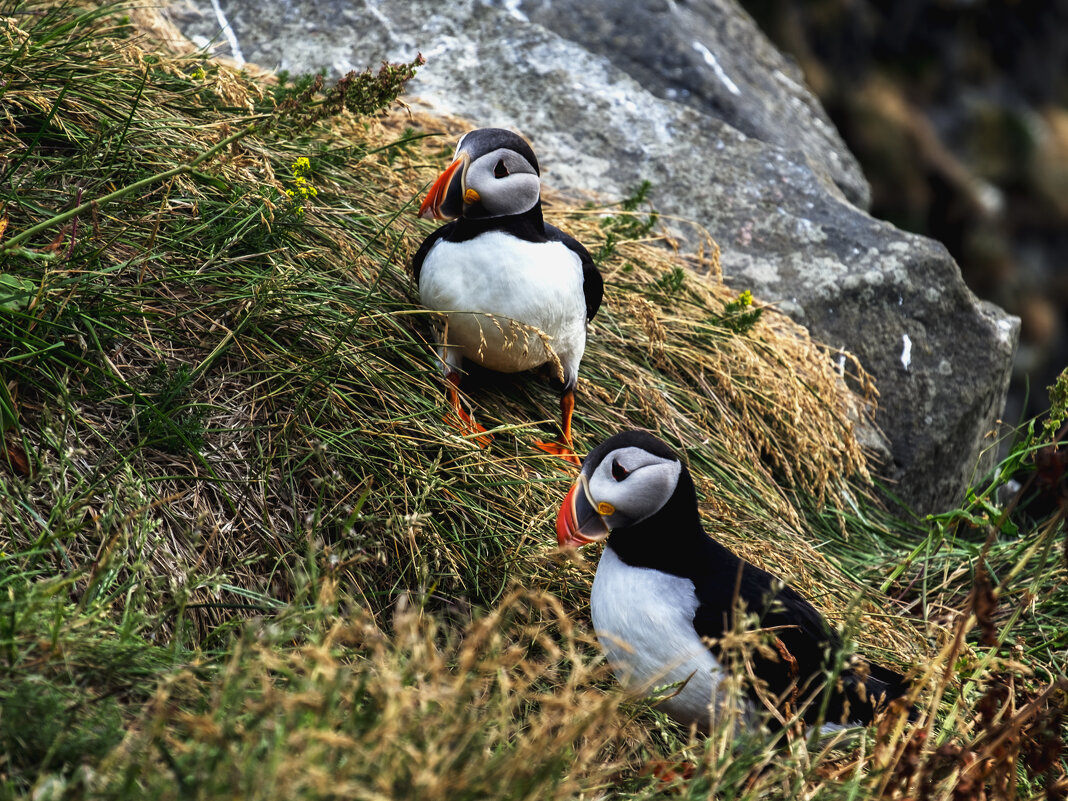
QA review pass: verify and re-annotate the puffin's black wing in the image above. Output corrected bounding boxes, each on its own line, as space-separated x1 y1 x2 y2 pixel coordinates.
545 223 603 321
411 222 456 284
692 560 837 715
747 581 911 726
692 557 906 727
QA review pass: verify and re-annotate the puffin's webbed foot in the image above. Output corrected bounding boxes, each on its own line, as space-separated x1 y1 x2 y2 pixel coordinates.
444 372 492 448
532 438 581 467
445 410 493 448
533 388 581 466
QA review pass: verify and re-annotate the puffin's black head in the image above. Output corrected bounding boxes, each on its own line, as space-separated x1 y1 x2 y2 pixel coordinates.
556 430 698 548
418 128 541 221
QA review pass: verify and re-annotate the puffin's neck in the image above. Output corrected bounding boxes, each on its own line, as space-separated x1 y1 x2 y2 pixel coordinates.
448 202 546 243
606 472 740 580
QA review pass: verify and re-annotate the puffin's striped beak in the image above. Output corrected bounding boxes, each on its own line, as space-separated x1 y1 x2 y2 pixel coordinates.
418 154 469 220
557 475 611 548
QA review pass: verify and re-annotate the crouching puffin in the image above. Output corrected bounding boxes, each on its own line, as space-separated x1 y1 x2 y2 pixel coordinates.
556 430 913 733
412 128 603 465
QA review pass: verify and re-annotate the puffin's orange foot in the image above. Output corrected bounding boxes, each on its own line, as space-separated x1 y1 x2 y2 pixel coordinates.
642 759 696 788
444 412 493 448
533 439 581 467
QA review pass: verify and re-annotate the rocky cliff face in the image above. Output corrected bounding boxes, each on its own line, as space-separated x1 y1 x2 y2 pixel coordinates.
166 0 1020 513
740 0 1068 434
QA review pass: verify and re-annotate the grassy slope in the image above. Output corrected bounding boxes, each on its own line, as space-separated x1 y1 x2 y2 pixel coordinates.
0 3 1064 799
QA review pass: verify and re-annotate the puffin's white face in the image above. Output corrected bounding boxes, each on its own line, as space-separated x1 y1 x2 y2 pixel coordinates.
557 444 682 546
587 446 682 530
418 128 542 221
460 145 540 218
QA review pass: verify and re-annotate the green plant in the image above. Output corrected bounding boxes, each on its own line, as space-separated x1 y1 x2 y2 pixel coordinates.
1044 366 1068 438
132 362 206 455
712 288 764 334
594 181 660 263
0 678 124 774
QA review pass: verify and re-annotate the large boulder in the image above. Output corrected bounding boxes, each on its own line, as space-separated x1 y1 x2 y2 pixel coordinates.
165 0 1019 514
484 0 870 209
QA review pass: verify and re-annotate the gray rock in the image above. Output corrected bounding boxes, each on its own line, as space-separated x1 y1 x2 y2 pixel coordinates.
484 0 870 209
716 163 1020 511
163 0 1019 513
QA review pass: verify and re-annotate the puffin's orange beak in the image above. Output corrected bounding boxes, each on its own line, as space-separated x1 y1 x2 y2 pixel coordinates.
418 154 468 220
557 476 611 548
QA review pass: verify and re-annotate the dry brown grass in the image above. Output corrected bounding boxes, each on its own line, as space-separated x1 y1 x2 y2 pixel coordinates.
108 587 653 800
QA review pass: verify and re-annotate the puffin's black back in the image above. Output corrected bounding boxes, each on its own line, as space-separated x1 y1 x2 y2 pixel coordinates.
594 432 911 727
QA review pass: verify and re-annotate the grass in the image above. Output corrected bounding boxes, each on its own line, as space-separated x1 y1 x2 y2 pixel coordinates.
0 2 1064 798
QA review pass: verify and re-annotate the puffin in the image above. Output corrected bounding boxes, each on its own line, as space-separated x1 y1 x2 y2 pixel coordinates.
556 430 913 733
412 128 603 465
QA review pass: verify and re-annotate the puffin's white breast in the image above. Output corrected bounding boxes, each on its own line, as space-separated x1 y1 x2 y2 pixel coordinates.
591 546 729 730
418 232 587 376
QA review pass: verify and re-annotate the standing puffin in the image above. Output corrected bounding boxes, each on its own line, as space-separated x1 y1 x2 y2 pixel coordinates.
556 430 913 733
412 128 603 465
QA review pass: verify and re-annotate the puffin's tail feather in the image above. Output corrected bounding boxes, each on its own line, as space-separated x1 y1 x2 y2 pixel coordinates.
836 662 917 725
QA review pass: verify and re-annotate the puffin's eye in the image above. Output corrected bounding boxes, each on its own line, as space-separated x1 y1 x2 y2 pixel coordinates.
493 159 509 178
611 460 629 482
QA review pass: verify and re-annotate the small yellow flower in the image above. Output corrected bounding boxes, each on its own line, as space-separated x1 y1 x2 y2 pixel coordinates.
738 289 753 306
292 157 312 177
190 66 206 81
285 157 317 215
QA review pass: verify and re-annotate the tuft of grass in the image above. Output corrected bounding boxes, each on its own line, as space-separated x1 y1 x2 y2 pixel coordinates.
131 361 206 455
593 180 660 264
92 588 642 801
1 677 124 775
